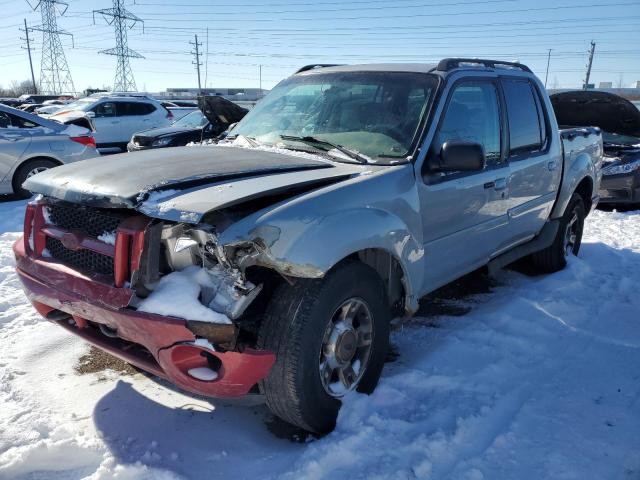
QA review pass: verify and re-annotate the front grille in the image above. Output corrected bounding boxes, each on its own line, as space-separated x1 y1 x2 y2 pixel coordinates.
46 237 114 276
48 202 124 238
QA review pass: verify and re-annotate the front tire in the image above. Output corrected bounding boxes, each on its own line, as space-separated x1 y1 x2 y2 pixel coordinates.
530 193 586 273
13 158 58 199
258 261 390 433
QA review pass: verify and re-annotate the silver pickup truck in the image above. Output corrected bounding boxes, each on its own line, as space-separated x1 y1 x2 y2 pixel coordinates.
15 59 601 434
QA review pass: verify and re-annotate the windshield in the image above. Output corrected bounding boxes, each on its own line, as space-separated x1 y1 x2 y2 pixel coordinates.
231 71 438 164
173 110 208 128
603 131 640 146
61 98 96 112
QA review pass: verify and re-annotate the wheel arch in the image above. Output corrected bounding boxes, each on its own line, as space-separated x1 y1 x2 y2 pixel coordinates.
11 155 62 191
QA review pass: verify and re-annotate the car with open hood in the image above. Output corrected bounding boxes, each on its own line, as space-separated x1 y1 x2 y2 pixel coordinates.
127 98 247 151
551 90 640 205
13 59 601 434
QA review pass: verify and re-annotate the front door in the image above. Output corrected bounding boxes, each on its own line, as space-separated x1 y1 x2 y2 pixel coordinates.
90 101 120 146
416 78 510 293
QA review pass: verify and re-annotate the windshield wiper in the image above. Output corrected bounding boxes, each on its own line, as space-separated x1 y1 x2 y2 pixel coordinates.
279 135 369 164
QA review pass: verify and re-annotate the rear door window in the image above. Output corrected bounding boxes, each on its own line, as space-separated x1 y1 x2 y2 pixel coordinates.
117 102 156 116
502 79 544 155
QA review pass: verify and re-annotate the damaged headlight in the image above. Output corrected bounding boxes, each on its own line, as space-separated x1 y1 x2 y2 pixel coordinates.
158 223 263 320
602 158 640 176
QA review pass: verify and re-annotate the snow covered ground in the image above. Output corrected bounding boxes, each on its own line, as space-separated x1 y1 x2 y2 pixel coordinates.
0 197 638 480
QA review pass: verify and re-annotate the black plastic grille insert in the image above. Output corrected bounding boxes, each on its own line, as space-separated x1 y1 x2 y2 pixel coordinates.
46 237 114 276
47 202 123 238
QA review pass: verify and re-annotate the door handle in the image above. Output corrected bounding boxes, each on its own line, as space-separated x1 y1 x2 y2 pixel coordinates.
493 178 507 191
547 160 559 171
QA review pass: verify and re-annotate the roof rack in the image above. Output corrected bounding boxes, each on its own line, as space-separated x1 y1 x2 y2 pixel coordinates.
435 58 532 73
295 64 343 74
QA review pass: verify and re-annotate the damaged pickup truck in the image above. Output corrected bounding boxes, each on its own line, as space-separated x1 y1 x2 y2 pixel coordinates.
14 59 602 433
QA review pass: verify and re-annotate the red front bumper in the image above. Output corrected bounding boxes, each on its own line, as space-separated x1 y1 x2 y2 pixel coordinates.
13 237 275 398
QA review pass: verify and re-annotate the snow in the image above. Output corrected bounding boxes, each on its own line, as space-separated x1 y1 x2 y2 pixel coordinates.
137 266 232 325
98 231 117 246
0 197 639 479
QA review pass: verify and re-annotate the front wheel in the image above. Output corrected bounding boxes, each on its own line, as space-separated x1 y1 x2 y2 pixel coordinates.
529 193 586 273
13 158 58 199
258 261 390 433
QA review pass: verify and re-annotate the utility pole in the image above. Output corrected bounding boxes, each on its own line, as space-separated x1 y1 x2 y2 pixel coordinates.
582 41 596 90
190 34 203 93
544 49 552 89
25 0 75 95
20 18 38 94
94 0 144 92
204 27 209 90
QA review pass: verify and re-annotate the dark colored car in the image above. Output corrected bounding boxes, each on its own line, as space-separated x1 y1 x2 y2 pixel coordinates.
127 111 212 151
551 91 640 205
128 97 248 151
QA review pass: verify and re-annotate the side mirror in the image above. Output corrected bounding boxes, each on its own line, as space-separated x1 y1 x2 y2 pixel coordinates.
85 111 96 118
430 141 485 172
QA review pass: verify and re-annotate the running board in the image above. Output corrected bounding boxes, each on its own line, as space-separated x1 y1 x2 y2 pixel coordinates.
487 220 560 275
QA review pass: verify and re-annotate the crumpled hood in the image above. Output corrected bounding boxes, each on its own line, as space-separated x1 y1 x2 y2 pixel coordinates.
24 145 363 221
550 90 640 138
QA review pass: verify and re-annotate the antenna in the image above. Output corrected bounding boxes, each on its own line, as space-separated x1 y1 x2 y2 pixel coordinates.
94 0 144 92
25 0 75 95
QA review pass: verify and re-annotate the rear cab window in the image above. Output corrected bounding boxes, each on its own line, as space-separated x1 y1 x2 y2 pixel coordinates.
501 78 548 157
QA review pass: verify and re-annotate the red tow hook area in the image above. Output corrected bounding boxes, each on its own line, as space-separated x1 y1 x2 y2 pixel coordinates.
158 344 275 397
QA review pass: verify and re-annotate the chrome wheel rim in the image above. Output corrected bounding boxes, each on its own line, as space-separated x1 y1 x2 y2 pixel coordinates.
319 297 373 397
563 210 579 256
26 166 49 178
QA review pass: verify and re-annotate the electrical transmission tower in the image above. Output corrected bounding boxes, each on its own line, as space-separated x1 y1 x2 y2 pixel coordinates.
94 0 144 92
190 34 203 93
25 0 75 95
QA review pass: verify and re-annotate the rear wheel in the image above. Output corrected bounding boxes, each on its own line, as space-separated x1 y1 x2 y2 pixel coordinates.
257 261 390 433
530 193 585 273
13 158 58 199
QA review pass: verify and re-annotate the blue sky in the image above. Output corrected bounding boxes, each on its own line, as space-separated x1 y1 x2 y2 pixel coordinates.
1 0 639 93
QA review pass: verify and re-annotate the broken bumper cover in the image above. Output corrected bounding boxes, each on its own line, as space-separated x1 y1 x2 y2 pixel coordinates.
13 237 275 398
599 170 640 204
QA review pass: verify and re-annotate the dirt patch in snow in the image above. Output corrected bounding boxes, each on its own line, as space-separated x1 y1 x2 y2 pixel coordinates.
74 347 138 376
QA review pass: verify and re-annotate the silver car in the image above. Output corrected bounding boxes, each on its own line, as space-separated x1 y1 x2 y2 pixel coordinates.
0 104 99 198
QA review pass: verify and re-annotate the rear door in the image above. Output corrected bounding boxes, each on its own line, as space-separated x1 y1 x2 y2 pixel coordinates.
117 101 161 141
417 78 511 291
0 111 33 183
500 77 560 242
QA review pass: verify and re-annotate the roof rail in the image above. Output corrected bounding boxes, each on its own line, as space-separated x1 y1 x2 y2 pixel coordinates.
435 58 532 73
295 64 342 74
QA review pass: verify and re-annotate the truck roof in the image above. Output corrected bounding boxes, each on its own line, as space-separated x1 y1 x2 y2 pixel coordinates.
296 58 532 76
